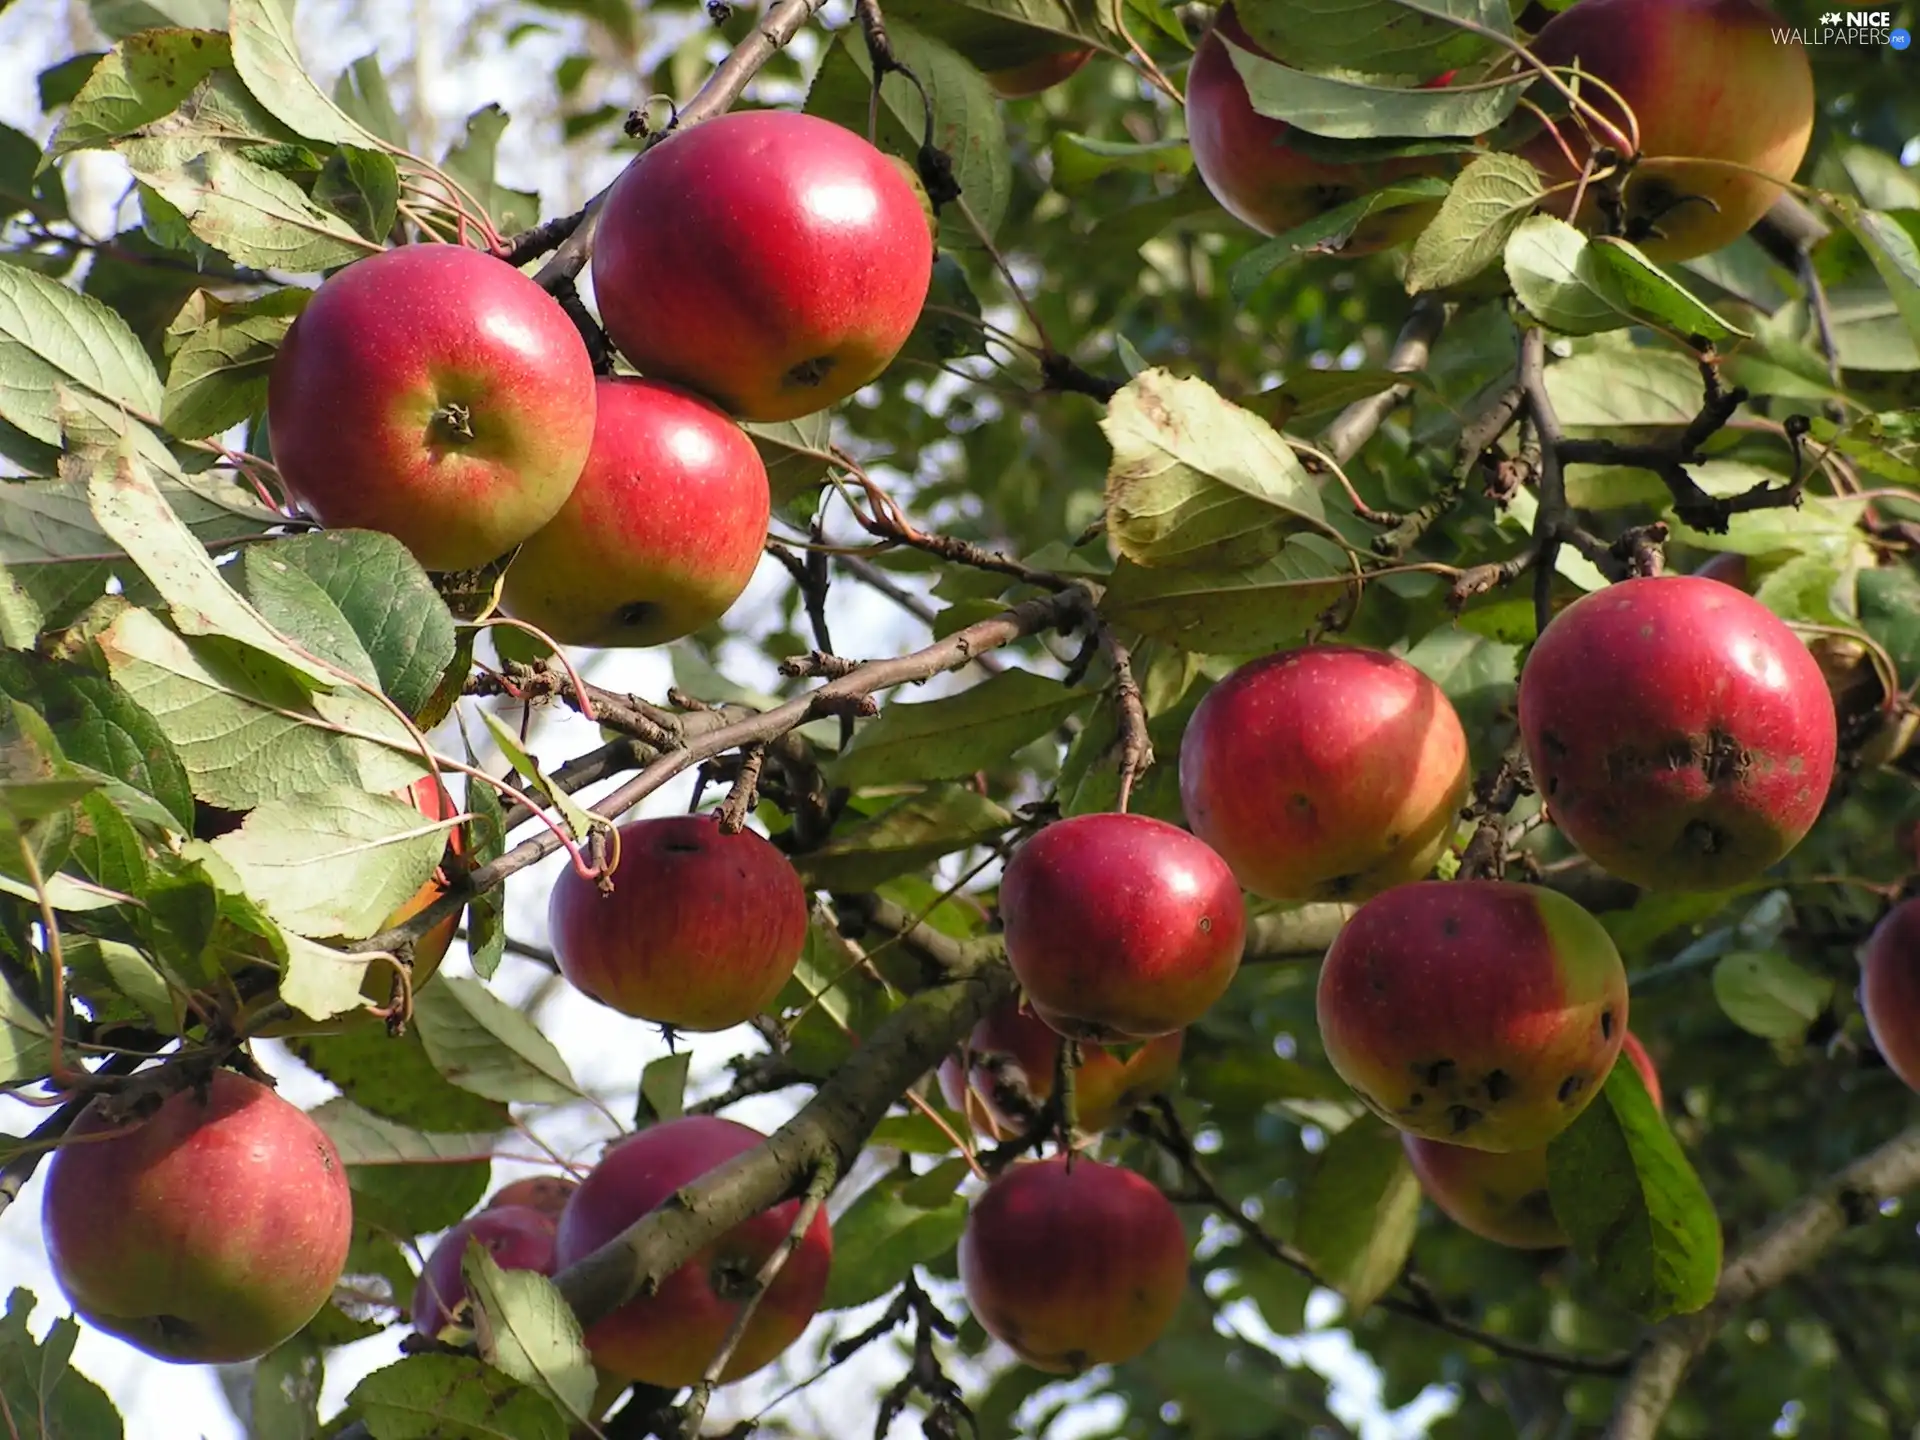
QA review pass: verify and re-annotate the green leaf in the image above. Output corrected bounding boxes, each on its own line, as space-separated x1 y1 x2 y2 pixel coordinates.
1586 239 1747 345
332 54 407 147
1292 1113 1421 1315
313 144 401 240
823 1173 969 1311
292 1024 510 1132
1543 344 1704 430
278 932 378 1021
88 0 229 39
229 0 381 148
242 530 458 719
806 19 1012 247
252 1333 323 1440
1099 533 1356 653
825 668 1091 787
346 1147 491 1237
0 124 69 225
781 922 903 1079
1859 565 1920 686
637 1051 691 1125
1049 133 1193 192
1404 153 1543 293
796 785 1014 892
50 28 234 157
1711 950 1834 1041
1234 0 1511 75
1102 368 1336 569
64 933 178 1032
0 651 194 830
0 1289 124 1439
1231 177 1450 294
0 982 53 1085
207 787 451 939
347 1354 568 1440
875 0 1107 70
745 413 838 509
0 258 164 447
462 1248 597 1424
1830 199 1920 353
1223 31 1523 140
439 105 539 237
413 975 583 1105
1505 217 1744 341
477 709 598 842
464 763 506 979
136 147 380 272
1546 1057 1721 1322
311 1098 502 1167
161 286 304 438
95 607 430 810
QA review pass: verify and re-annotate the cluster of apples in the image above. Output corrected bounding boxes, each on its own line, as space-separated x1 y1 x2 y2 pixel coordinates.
1186 0 1815 264
266 109 935 646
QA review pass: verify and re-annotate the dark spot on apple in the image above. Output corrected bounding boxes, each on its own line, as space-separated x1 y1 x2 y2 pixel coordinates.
1325 872 1360 897
1446 1104 1482 1134
1063 1347 1091 1373
785 355 838 389
1405 1091 1425 1109
1558 1074 1586 1103
1483 1069 1513 1103
1518 1188 1555 1221
317 1142 336 1173
1600 1007 1615 1040
1416 1058 1456 1088
1198 915 1212 933
1540 730 1569 759
1702 730 1750 784
617 600 660 630
1681 819 1725 854
1287 793 1315 819
1440 915 1460 938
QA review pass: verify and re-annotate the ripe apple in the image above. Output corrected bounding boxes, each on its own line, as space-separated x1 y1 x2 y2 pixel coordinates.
959 1155 1188 1373
1861 897 1920 1092
1514 0 1814 262
1403 1028 1662 1248
591 110 934 422
485 1175 578 1219
411 1204 559 1339
1179 645 1471 902
500 377 771 648
553 1116 832 1386
1316 880 1629 1152
267 243 596 572
1186 5 1453 252
999 813 1246 1042
1519 575 1838 891
41 1068 352 1363
547 815 809 1032
986 47 1094 99
937 1000 1185 1138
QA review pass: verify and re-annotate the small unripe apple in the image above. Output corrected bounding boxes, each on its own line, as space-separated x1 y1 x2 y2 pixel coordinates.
554 1116 832 1386
985 47 1093 98
1861 897 1920 1093
1000 813 1246 1042
1179 645 1471 902
1403 1029 1662 1248
1519 575 1838 891
501 377 771 648
485 1175 578 1219
591 110 934 422
41 1069 352 1363
411 1205 558 1339
1317 880 1629 1152
1186 5 1453 252
960 1155 1187 1373
937 1000 1184 1138
1514 0 1813 262
547 815 809 1032
267 243 596 572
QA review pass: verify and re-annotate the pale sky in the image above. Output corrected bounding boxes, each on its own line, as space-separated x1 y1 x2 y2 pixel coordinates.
0 2 1453 1435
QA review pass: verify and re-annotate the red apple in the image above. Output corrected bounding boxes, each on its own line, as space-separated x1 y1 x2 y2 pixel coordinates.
1317 880 1629 1152
1403 1028 1662 1248
1179 646 1471 902
999 813 1246 1043
986 47 1094 99
1861 897 1920 1092
1186 5 1453 252
41 1069 352 1363
547 815 809 1032
1519 575 1838 891
553 1116 832 1386
937 1000 1184 1138
959 1155 1188 1373
267 243 596 572
501 377 770 648
591 110 934 422
411 1205 558 1339
1514 0 1813 262
485 1175 579 1219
